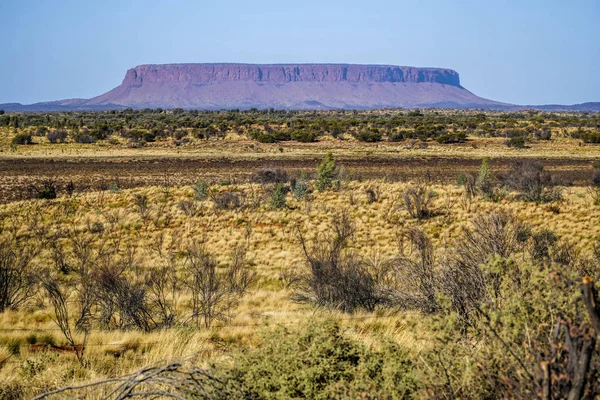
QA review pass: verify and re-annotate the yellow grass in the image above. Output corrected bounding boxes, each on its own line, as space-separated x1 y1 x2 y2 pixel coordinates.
0 179 599 396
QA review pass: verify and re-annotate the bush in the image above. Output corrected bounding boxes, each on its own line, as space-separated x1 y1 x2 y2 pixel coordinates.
193 181 208 201
293 178 309 200
34 179 58 200
354 128 382 142
529 229 557 261
0 236 38 313
269 184 287 209
47 130 68 144
250 168 288 184
476 157 494 198
402 184 437 219
292 212 390 312
11 133 32 145
220 322 417 399
436 132 466 144
178 200 201 216
173 130 188 140
392 228 440 313
249 129 291 143
75 134 96 144
505 136 526 148
581 131 600 143
290 129 318 143
440 212 524 319
210 190 242 210
503 160 552 202
315 152 337 191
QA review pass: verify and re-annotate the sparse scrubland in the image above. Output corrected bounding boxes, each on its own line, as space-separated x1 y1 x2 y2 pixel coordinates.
0 109 599 399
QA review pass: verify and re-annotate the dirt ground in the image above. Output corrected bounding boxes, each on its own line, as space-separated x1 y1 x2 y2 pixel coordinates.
0 155 596 203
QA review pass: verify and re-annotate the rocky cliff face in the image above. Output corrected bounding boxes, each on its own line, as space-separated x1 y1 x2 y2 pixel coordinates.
85 63 504 110
121 64 462 86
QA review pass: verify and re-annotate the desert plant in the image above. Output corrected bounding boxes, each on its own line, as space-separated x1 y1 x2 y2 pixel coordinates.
292 211 390 312
476 157 494 198
391 228 440 313
269 184 287 209
0 237 39 312
145 253 181 328
293 177 308 200
210 190 242 210
504 159 553 202
11 133 32 145
42 277 88 363
32 178 58 200
219 322 417 399
354 128 382 142
193 181 208 201
588 168 600 206
440 212 524 320
133 193 150 218
178 200 201 217
529 229 558 262
315 152 337 191
250 168 288 184
402 183 437 219
93 265 155 331
184 242 254 328
47 130 68 144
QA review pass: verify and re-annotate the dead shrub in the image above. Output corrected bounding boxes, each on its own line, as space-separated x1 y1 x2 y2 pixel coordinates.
503 160 558 202
210 190 242 210
390 228 440 313
292 211 391 313
178 200 201 217
93 266 155 331
184 242 255 328
440 212 523 319
0 237 39 313
402 183 437 219
249 168 289 184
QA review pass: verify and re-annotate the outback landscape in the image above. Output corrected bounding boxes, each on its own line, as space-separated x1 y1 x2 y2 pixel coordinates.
0 106 599 399
3 0 600 395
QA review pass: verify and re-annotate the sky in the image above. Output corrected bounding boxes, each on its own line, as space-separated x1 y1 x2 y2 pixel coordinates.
0 0 598 106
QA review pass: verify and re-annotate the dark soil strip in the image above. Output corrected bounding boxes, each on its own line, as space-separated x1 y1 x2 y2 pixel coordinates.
0 156 595 203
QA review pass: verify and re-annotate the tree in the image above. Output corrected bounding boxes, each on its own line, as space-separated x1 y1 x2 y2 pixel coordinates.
316 152 337 191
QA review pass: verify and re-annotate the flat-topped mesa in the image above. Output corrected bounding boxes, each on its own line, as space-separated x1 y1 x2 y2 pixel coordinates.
123 63 461 87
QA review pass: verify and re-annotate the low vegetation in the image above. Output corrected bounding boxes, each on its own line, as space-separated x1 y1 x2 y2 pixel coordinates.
0 110 599 399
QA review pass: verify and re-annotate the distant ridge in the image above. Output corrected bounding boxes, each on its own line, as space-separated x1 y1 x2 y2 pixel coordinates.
1 63 598 112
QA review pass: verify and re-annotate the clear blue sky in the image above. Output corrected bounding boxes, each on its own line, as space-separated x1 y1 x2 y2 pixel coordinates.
1 0 598 105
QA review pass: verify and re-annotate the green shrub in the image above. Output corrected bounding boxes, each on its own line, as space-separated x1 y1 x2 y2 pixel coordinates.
582 131 600 143
316 152 337 191
435 132 466 144
269 184 287 209
354 128 382 142
35 179 58 200
249 130 291 143
505 136 526 148
220 322 417 399
293 179 308 200
194 181 208 201
11 133 32 145
290 129 318 143
143 132 156 142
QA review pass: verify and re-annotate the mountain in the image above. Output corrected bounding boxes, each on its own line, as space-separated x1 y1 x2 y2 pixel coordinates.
81 63 507 110
1 63 598 112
